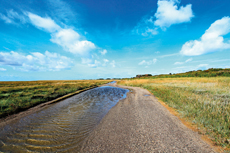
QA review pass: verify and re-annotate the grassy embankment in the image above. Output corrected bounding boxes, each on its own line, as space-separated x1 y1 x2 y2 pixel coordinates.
135 68 230 79
0 80 109 118
118 77 230 149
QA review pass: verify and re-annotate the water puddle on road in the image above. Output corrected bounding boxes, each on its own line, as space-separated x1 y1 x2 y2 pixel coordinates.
0 86 128 152
107 81 116 85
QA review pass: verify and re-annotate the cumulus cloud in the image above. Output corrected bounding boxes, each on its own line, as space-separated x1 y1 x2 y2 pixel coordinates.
134 0 194 36
174 58 192 65
26 12 97 56
0 10 107 67
154 0 194 30
139 58 157 65
0 10 97 57
180 17 230 56
0 51 73 71
100 49 107 55
50 29 96 55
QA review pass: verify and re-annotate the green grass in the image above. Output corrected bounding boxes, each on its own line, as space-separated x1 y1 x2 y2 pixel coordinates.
118 77 230 149
0 80 110 118
133 68 230 79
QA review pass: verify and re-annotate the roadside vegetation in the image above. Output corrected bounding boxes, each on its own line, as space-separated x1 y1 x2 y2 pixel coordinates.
118 77 230 148
0 80 109 118
134 68 230 79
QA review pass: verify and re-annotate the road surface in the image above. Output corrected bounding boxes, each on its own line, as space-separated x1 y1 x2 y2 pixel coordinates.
81 84 215 152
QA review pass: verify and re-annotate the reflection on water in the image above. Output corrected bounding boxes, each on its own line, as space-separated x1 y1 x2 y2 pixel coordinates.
107 81 116 84
0 86 128 152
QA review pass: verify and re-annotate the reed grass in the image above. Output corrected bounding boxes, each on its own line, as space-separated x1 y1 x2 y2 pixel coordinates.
118 77 230 148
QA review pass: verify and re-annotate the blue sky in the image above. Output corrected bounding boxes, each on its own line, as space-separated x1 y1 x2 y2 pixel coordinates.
0 0 230 81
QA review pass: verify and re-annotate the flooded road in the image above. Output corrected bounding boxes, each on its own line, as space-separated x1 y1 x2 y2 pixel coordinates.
0 86 129 152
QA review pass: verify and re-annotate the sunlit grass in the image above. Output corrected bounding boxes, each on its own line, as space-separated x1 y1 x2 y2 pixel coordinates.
0 80 110 118
118 77 230 148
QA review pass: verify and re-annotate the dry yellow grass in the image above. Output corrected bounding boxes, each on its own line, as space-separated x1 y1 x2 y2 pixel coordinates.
118 77 230 149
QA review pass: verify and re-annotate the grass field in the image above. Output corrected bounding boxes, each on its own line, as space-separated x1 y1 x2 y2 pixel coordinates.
118 77 230 148
134 68 230 79
0 80 110 118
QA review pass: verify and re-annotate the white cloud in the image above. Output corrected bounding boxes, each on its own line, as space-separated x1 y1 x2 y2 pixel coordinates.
133 18 159 36
0 9 27 24
174 58 193 65
88 60 101 68
134 0 194 36
50 29 80 46
103 59 109 63
0 14 13 24
139 60 147 65
7 10 27 23
100 49 107 55
51 29 96 55
153 58 157 64
0 51 73 71
181 17 230 56
185 58 193 62
110 60 116 68
174 62 184 65
0 51 25 66
81 58 101 68
102 59 109 66
139 58 157 65
27 12 61 33
81 58 111 68
173 63 215 74
159 53 178 58
197 64 209 70
141 27 158 36
1 10 106 67
154 0 194 30
26 12 96 56
47 0 76 23
0 68 6 71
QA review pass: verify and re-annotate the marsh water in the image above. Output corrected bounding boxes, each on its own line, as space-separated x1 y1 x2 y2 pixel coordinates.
0 86 128 152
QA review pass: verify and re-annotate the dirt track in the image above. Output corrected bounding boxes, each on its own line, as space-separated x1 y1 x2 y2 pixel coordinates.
81 84 215 152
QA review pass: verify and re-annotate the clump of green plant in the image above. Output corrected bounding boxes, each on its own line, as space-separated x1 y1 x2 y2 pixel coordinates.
118 77 230 148
0 80 110 118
